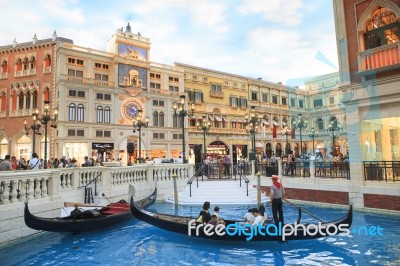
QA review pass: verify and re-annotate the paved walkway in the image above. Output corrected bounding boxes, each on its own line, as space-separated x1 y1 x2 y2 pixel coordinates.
165 179 269 205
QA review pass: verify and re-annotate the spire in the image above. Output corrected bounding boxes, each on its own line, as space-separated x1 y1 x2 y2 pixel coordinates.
126 22 131 33
52 30 57 41
32 34 38 44
13 38 17 48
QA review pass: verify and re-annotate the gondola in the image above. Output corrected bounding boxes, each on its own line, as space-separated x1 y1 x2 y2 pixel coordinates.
24 189 157 233
130 197 352 241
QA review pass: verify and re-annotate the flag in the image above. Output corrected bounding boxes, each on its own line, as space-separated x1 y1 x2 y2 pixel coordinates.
291 128 296 139
272 126 277 139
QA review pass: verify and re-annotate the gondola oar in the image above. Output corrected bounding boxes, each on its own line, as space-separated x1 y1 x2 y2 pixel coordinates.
102 193 112 204
283 198 326 223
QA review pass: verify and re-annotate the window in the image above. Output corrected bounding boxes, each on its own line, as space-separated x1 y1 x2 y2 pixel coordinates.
159 112 165 127
194 91 203 103
30 57 36 69
22 58 28 71
251 91 258 101
95 74 108 82
233 83 237 88
96 131 103 137
104 131 111 137
68 69 83 77
32 91 38 108
69 90 77 97
96 93 103 100
153 133 165 139
192 75 197 81
76 59 84 65
224 81 228 86
77 130 84 136
365 8 399 50
262 93 268 103
282 97 287 106
203 77 208 82
230 96 238 107
153 111 159 126
97 93 111 100
77 91 85 97
299 99 304 108
329 96 335 105
68 58 75 64
44 54 51 68
169 76 179 82
290 98 296 107
104 94 111 100
173 134 182 139
69 103 76 121
169 86 179 92
97 106 103 123
18 92 24 110
317 118 324 131
102 64 109 70
173 116 182 128
150 72 161 79
68 129 76 136
77 104 84 122
153 100 165 106
211 84 222 92
25 92 31 109
272 95 278 104
1 60 7 73
314 99 323 108
104 107 110 123
95 63 102 68
150 82 161 89
239 98 247 108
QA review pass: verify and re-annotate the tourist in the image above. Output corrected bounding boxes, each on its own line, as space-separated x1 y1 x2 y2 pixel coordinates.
10 156 18 170
223 155 230 176
0 155 13 171
28 153 40 170
18 157 28 170
208 214 219 226
196 201 212 224
83 156 91 167
244 208 255 223
213 206 225 224
270 175 284 227
251 208 264 226
67 158 78 168
259 205 267 220
286 151 295 176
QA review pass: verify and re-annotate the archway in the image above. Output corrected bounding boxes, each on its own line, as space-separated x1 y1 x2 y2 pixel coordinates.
16 135 31 159
276 143 282 157
266 142 272 158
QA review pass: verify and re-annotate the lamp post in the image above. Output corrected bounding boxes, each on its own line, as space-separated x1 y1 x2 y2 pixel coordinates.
281 127 291 156
328 121 340 156
37 100 58 169
173 95 195 163
196 116 210 161
293 113 308 158
133 109 150 163
24 108 41 153
244 106 262 153
308 127 318 155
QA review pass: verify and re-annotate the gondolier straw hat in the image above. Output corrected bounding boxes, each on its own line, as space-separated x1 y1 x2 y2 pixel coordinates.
271 175 279 180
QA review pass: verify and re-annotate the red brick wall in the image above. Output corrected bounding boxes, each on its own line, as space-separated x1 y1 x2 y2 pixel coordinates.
364 194 400 211
261 186 349 205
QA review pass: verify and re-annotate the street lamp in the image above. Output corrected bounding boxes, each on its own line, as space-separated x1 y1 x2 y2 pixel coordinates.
133 109 150 162
196 116 211 161
24 108 41 153
37 100 58 169
308 127 318 155
173 95 195 163
281 127 291 156
244 106 262 153
328 121 340 156
293 113 308 158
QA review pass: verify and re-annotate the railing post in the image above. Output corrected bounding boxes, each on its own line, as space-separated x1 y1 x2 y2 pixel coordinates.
251 160 255 177
172 174 178 206
48 170 61 198
278 158 283 179
310 159 316 182
256 172 261 207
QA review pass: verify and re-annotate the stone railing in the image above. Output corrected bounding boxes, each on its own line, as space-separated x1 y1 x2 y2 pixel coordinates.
0 164 193 206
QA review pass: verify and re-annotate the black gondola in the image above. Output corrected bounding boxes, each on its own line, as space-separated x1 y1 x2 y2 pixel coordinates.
24 189 157 233
130 197 352 241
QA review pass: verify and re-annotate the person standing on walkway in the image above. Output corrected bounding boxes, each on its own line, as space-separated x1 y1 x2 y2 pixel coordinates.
0 155 13 171
270 175 284 227
28 153 40 170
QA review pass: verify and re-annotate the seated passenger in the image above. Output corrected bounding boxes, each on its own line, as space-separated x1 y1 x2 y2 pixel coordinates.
212 206 225 225
259 205 268 219
196 201 212 224
251 208 265 226
244 208 255 223
208 214 219 226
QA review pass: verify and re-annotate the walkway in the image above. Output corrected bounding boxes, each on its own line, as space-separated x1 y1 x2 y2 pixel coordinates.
165 180 269 205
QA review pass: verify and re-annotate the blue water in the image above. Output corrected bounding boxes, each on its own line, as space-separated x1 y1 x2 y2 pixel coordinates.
1 202 399 266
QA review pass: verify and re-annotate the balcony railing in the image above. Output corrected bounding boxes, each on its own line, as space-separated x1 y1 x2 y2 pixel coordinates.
60 74 114 87
0 72 7 79
364 161 400 182
210 91 224 98
43 66 51 74
358 43 400 73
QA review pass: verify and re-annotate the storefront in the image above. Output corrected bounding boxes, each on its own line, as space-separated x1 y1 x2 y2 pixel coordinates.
92 143 114 161
207 141 229 159
232 144 247 163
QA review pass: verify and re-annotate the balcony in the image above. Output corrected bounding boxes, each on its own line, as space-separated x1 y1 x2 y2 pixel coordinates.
43 66 51 74
210 90 224 98
358 43 400 76
0 72 7 79
60 74 114 87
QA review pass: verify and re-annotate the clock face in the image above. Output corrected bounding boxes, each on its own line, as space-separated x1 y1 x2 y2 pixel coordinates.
120 97 145 123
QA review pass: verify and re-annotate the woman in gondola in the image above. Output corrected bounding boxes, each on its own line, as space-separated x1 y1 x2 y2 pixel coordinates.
196 201 212 225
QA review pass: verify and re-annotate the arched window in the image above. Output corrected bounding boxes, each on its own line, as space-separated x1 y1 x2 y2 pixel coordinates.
153 111 158 126
25 91 31 109
16 58 22 71
45 54 51 67
43 87 49 101
97 106 103 123
1 92 6 112
18 92 24 110
330 116 338 129
317 118 324 131
159 112 164 127
69 103 76 121
32 90 38 108
173 116 178 128
104 106 110 123
77 104 84 122
22 57 29 71
365 7 399 49
30 56 36 69
1 60 7 73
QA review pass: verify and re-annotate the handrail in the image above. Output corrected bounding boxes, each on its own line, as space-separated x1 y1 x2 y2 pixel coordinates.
78 172 102 197
232 165 249 196
187 164 205 197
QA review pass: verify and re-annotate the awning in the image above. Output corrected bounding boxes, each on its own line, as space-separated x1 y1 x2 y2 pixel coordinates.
273 121 279 126
215 115 222 122
222 116 227 122
261 119 270 126
231 118 237 122
208 115 214 121
282 121 287 127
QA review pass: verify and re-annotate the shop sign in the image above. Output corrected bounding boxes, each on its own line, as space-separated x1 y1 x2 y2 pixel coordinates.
92 143 114 149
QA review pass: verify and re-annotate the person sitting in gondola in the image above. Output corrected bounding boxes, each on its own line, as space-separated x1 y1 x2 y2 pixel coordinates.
250 208 265 226
270 175 285 227
196 201 212 225
244 208 255 223
212 206 225 225
208 214 219 226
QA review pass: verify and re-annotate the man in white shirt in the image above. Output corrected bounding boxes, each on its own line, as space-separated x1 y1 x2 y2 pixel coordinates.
244 208 255 223
251 208 264 226
28 153 40 170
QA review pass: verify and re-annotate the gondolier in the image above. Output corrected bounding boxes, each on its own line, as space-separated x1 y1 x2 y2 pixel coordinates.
270 175 284 227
